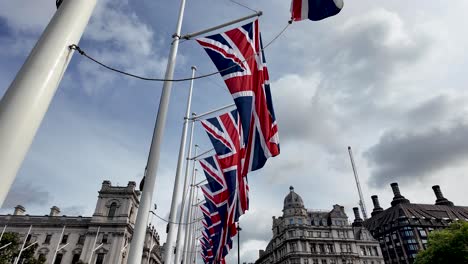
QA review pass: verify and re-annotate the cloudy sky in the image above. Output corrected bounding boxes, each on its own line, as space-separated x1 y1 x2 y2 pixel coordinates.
2 0 468 262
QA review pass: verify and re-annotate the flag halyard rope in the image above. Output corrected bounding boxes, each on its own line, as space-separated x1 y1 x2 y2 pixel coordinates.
69 22 290 83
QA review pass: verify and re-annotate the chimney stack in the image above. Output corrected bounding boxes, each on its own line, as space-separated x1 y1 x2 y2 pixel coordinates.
352 207 363 226
371 195 383 216
13 205 25 216
390 183 410 206
432 185 454 206
50 206 60 216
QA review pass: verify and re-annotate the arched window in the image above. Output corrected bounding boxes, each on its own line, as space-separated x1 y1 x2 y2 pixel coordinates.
108 202 117 218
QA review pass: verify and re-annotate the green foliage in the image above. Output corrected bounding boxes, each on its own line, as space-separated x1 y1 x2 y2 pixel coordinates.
0 232 45 264
414 221 468 264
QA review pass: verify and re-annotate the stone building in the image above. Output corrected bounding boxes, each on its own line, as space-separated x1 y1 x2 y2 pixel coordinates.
255 187 383 264
363 183 468 264
0 181 162 264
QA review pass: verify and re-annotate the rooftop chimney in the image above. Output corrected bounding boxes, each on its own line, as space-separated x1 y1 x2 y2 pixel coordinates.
352 207 363 226
432 185 454 206
50 206 60 216
13 205 25 216
371 195 383 216
390 183 410 206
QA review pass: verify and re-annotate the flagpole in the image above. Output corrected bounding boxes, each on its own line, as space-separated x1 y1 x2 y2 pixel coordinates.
167 66 197 264
192 103 236 121
182 150 198 264
127 0 187 263
13 225 32 264
51 226 67 264
189 202 200 264
0 0 97 206
174 103 196 264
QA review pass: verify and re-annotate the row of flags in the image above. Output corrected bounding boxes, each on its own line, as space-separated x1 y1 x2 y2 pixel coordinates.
196 18 280 263
193 1 343 262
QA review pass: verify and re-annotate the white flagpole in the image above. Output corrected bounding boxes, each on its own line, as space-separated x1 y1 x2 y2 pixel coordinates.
87 226 100 264
0 225 6 242
188 192 200 264
182 147 199 264
51 226 67 264
0 0 97 206
13 225 32 264
127 0 187 262
174 89 197 264
167 66 197 264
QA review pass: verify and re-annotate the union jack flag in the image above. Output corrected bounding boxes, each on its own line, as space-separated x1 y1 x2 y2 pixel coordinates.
197 19 280 178
201 109 249 215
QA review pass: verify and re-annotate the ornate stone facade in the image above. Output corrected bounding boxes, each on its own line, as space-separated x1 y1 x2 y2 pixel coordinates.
255 187 383 264
0 181 162 264
364 183 468 264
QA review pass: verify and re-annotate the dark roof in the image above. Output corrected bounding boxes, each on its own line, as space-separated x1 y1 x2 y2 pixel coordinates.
363 203 468 232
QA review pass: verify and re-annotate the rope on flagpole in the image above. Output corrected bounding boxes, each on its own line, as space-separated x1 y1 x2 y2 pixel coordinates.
68 22 290 83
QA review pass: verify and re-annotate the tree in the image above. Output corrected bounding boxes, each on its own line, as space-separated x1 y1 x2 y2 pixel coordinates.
414 221 468 264
0 232 45 264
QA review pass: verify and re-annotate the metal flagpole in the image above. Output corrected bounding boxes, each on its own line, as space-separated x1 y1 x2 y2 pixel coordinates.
188 188 200 264
13 225 32 264
51 226 68 264
182 152 198 264
168 66 197 264
127 0 187 262
191 103 236 121
237 224 242 264
0 0 97 206
0 225 6 242
88 226 100 264
175 102 197 263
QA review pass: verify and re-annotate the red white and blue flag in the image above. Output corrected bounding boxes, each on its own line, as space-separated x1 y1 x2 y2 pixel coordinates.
290 0 343 21
201 109 249 215
197 20 280 179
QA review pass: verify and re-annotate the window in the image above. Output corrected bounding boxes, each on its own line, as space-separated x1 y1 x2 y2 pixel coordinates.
96 253 105 264
360 246 366 256
38 254 46 261
72 254 81 264
313 260 319 264
61 234 68 244
330 260 336 264
323 232 329 238
101 234 108 244
327 244 334 253
321 260 327 264
310 243 316 253
298 218 303 224
77 234 86 245
319 244 325 253
372 247 379 256
108 202 118 218
54 254 63 264
44 234 52 244
419 229 427 237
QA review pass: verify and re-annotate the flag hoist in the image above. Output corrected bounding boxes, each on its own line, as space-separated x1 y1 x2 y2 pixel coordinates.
0 0 97 206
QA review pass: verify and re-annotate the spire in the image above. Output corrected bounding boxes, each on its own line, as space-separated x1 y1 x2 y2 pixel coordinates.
371 195 384 216
390 183 410 206
432 185 454 206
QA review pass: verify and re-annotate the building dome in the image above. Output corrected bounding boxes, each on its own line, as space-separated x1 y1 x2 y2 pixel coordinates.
283 186 305 210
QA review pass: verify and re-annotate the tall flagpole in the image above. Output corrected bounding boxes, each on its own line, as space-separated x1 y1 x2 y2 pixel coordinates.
0 0 97 206
166 66 197 264
174 88 197 264
127 0 187 262
182 148 198 264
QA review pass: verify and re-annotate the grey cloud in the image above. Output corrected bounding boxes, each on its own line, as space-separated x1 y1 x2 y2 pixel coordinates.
2 178 52 209
365 121 468 187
